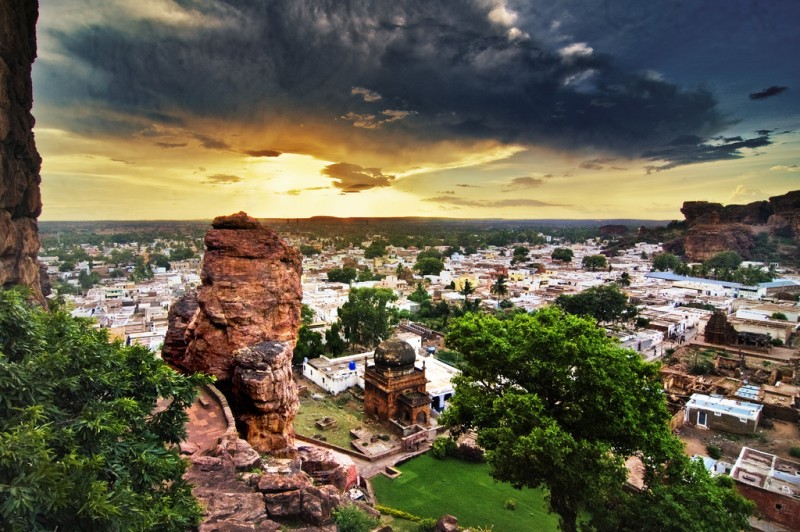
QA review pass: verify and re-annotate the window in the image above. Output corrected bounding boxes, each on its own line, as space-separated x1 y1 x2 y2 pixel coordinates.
713 412 722 416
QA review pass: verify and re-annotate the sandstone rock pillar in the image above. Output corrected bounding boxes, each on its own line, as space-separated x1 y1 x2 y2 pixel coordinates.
0 0 45 304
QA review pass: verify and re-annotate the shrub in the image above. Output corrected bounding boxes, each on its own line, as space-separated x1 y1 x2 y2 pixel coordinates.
504 498 518 510
706 444 722 460
690 360 714 375
456 443 485 462
332 504 380 532
431 436 457 459
770 338 784 347
417 517 438 531
789 447 800 459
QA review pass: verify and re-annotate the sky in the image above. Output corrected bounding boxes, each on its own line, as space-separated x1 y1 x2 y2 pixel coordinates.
33 0 800 221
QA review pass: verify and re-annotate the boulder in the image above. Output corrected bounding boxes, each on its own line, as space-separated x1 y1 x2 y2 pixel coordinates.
437 514 459 532
301 484 343 526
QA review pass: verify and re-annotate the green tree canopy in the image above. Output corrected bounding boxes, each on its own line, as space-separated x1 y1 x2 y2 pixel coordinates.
337 287 398 349
490 275 508 298
582 254 608 271
294 326 324 364
327 267 358 284
652 252 681 272
414 257 445 276
0 290 207 531
511 246 529 264
705 250 743 271
364 240 388 259
325 321 347 357
551 247 573 262
299 244 321 257
408 283 432 304
555 284 637 324
417 248 443 261
441 307 752 531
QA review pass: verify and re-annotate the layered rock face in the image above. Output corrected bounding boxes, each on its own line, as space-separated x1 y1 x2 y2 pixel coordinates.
683 223 756 262
679 190 800 261
164 212 302 453
0 0 44 304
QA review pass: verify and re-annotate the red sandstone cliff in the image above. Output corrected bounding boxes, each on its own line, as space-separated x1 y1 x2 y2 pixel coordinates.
164 212 302 453
0 0 44 303
678 190 800 261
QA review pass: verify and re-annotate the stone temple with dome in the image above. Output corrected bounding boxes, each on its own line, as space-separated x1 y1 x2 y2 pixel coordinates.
363 337 432 427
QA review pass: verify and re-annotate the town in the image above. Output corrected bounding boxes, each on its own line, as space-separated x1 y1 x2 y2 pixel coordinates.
38 212 800 531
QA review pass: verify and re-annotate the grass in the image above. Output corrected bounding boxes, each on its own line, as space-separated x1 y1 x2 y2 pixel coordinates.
371 454 559 531
293 393 365 448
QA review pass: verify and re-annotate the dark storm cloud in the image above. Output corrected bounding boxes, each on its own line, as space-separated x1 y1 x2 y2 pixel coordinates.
502 176 545 191
422 196 567 209
43 0 745 162
642 134 772 173
749 86 788 100
204 173 243 185
242 149 282 157
322 162 395 193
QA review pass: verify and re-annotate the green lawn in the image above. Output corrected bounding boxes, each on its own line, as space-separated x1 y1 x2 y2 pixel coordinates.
294 393 365 448
371 454 559 531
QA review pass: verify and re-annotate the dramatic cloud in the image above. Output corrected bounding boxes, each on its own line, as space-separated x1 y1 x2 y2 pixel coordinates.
729 185 764 203
242 149 282 157
642 134 772 173
749 86 788 100
771 164 799 172
39 0 737 163
204 174 243 185
322 162 396 193
502 176 545 191
423 196 567 209
351 86 382 102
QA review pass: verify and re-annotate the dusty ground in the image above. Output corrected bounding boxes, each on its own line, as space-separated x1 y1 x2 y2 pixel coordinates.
676 419 800 463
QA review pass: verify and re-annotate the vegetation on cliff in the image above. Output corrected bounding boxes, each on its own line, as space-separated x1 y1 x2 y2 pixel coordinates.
0 289 208 531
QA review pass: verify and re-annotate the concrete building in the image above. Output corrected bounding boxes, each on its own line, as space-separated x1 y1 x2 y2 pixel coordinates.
730 447 800 529
684 393 763 434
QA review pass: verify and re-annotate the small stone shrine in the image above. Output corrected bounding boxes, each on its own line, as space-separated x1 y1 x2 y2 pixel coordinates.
363 338 431 427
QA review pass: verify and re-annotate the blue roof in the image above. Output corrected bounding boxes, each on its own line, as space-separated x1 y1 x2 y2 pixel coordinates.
645 271 744 288
758 280 800 288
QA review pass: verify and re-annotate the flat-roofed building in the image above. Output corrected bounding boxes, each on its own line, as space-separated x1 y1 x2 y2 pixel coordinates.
684 393 763 434
730 447 800 529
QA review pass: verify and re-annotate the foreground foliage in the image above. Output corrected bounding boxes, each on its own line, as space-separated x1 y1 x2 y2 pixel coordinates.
441 307 753 532
0 290 209 531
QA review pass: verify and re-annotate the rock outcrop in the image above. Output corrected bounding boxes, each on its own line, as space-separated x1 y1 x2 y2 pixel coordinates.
0 0 44 304
233 341 299 454
183 434 348 530
677 190 800 261
683 223 756 262
164 212 302 453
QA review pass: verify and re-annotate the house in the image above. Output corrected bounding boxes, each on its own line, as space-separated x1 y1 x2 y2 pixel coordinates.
730 447 800 529
684 393 763 434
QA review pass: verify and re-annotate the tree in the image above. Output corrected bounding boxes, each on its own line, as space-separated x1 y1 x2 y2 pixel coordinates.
337 287 398 349
551 247 573 262
408 283 431 304
771 312 788 321
417 248 443 261
130 256 153 282
0 290 207 531
395 263 414 282
652 253 681 272
357 267 380 282
511 246 529 264
294 326 324 364
490 275 508 298
327 267 358 284
618 272 631 287
441 307 752 532
705 250 743 272
299 244 321 257
77 270 101 290
148 253 171 270
364 240 387 259
582 254 608 271
555 284 636 324
414 257 445 276
325 322 346 357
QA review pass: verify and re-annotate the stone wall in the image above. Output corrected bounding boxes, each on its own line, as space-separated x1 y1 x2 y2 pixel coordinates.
0 0 44 304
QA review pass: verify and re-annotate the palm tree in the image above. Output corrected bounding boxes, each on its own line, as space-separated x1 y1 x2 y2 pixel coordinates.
491 275 509 298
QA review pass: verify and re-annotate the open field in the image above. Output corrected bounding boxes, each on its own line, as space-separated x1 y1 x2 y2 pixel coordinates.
371 453 559 531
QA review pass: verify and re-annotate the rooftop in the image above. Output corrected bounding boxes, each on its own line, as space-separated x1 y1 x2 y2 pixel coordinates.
731 447 800 499
686 393 763 421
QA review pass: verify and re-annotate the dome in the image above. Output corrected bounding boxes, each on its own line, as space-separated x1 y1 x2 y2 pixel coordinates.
374 339 416 370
